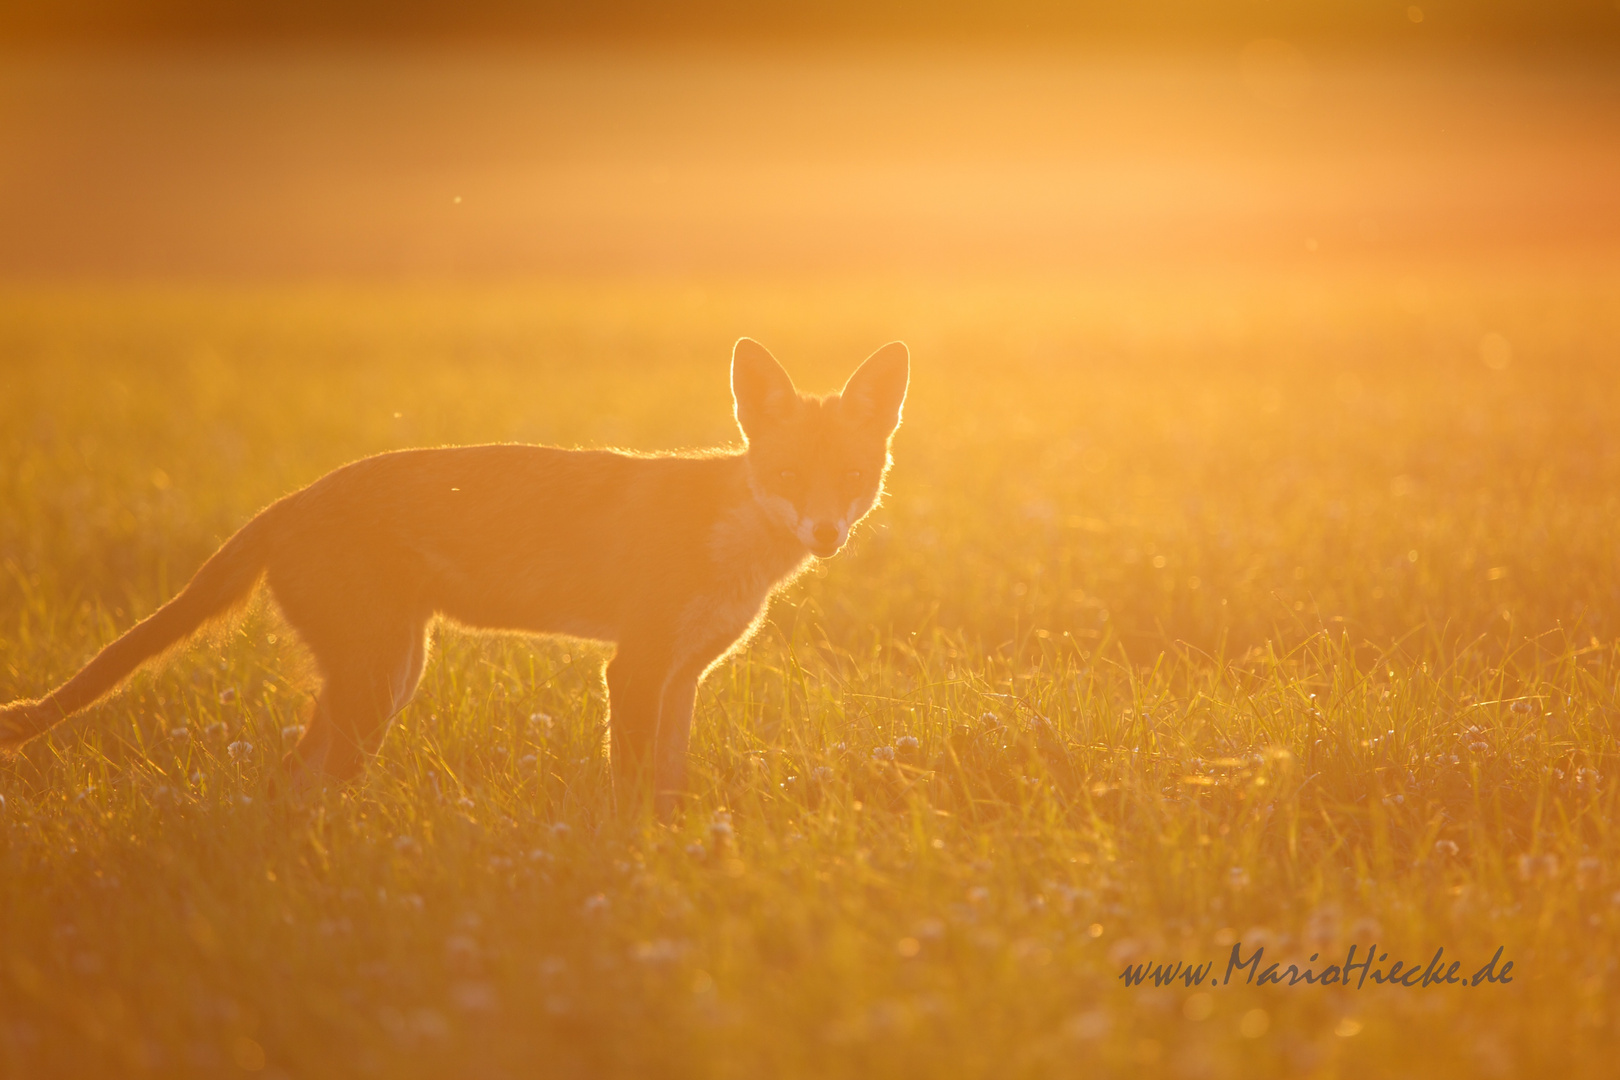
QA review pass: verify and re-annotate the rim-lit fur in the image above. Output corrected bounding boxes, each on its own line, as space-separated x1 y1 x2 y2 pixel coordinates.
0 338 908 814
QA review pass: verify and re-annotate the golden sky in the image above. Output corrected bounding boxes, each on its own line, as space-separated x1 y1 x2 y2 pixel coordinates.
3 0 1619 46
3 48 1618 279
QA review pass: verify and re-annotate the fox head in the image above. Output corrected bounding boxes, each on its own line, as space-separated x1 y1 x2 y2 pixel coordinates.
732 337 909 559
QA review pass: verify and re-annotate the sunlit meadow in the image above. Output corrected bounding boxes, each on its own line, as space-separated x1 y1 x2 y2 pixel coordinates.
2 272 1619 1077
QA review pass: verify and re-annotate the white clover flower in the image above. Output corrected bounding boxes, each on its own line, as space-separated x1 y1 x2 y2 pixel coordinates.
632 939 688 964
444 935 480 966
872 745 896 761
1065 1010 1110 1041
226 740 253 762
412 1008 450 1039
1517 853 1559 880
450 981 499 1013
896 736 920 751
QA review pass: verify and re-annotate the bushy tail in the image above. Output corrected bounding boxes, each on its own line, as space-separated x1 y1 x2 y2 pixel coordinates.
0 503 284 751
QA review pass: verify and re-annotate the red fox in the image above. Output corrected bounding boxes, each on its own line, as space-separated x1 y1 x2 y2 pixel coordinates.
0 338 908 812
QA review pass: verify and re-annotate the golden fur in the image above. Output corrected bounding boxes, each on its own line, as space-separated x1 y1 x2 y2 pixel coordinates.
0 338 909 812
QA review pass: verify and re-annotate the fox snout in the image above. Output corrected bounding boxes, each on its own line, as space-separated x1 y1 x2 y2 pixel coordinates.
792 501 857 557
808 520 845 558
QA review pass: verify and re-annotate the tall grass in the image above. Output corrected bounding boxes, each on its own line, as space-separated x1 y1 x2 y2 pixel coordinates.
2 273 1618 1077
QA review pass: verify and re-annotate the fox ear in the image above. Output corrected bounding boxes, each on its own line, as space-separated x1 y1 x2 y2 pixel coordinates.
732 338 798 441
841 341 909 435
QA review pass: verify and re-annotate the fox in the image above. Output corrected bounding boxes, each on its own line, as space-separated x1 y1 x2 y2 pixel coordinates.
0 338 908 813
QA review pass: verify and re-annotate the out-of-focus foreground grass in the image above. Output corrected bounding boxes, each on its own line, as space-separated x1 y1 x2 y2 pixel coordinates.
1 273 1618 1078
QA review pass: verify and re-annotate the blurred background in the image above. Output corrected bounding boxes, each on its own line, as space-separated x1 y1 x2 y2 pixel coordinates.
3 1 1619 280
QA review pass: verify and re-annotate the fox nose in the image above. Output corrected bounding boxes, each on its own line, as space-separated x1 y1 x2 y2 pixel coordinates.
812 523 840 549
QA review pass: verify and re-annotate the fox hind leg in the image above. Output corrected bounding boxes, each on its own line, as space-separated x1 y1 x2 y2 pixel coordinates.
283 620 428 792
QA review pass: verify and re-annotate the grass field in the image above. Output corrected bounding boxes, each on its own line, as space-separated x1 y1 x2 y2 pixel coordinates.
2 271 1619 1078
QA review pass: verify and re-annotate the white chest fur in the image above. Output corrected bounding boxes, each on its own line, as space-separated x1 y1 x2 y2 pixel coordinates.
675 499 810 675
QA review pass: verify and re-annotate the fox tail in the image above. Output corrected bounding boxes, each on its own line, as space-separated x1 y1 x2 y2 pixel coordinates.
0 502 284 752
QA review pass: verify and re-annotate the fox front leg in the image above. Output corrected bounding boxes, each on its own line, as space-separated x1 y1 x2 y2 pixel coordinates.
652 671 702 817
604 643 673 813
